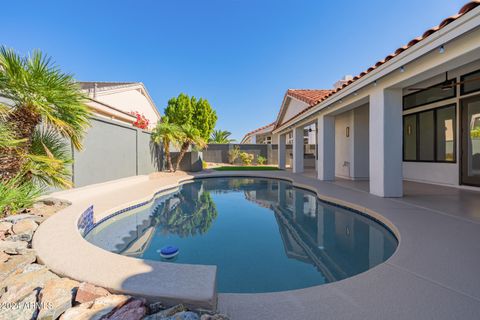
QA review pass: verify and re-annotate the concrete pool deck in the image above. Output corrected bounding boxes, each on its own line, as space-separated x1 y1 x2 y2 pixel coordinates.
33 170 480 319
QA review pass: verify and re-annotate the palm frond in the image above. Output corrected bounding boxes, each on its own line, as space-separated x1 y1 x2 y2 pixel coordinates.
21 128 73 188
0 46 91 150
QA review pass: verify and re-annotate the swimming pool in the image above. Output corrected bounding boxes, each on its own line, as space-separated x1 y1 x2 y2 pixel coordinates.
85 177 397 293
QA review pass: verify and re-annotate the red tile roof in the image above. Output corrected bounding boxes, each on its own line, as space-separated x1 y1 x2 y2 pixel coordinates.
244 122 276 137
275 0 480 130
287 89 333 107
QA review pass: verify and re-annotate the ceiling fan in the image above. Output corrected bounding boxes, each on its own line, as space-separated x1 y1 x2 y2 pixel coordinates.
407 71 480 91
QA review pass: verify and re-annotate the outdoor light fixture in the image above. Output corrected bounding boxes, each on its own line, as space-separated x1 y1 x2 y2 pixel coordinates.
373 80 377 86
346 126 350 137
439 45 445 54
400 66 405 73
354 91 358 96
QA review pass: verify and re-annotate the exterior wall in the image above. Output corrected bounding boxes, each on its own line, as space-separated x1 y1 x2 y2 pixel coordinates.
403 59 480 186
95 89 160 128
72 116 162 187
335 111 353 179
403 162 459 185
282 98 308 124
352 105 370 179
334 105 369 180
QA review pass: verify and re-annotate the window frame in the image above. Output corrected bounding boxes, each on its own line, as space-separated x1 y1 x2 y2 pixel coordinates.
403 80 457 110
402 103 457 163
460 69 480 96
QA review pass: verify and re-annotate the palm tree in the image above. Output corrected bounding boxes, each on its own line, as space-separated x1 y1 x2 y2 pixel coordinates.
209 129 235 144
174 124 207 172
0 47 90 182
151 120 182 172
0 104 24 149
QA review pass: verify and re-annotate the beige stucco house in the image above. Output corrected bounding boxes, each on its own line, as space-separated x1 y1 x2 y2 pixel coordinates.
79 82 161 129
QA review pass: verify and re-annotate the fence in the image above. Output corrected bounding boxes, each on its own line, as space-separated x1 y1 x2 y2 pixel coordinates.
202 144 294 166
69 116 162 187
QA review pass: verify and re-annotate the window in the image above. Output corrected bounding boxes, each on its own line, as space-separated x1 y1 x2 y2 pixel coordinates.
403 80 456 110
460 69 480 95
403 104 456 162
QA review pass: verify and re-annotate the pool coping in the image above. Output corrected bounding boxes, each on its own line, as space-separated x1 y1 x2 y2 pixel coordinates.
33 171 480 318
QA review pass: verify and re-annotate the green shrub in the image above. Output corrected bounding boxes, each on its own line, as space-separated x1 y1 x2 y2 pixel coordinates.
0 176 43 217
257 155 266 165
239 152 254 165
228 146 241 164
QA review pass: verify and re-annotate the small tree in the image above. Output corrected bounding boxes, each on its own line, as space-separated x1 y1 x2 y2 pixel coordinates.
164 93 217 141
174 124 207 172
228 146 241 164
151 120 182 172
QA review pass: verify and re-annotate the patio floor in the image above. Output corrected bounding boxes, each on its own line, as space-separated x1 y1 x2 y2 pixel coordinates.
218 169 480 319
296 168 480 223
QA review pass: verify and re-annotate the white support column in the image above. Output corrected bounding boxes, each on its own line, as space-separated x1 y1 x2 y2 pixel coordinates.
317 115 335 180
278 134 286 169
293 127 304 173
369 88 403 197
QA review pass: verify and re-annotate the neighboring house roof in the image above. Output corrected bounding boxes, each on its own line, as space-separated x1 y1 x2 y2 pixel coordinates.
241 122 276 143
275 0 480 131
274 89 332 129
78 81 161 127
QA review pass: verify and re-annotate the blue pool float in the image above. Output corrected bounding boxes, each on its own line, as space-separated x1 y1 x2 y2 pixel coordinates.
159 245 179 259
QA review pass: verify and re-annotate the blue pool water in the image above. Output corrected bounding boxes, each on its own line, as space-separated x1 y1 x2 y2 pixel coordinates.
86 177 397 293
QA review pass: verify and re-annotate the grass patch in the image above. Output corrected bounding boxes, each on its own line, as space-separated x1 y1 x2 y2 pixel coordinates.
213 166 281 171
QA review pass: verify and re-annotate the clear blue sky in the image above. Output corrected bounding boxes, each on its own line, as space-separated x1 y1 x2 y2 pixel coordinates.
1 0 465 140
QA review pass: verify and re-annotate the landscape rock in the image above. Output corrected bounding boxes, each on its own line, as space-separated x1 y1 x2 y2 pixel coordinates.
1 213 38 223
105 298 147 320
22 263 46 274
0 239 28 254
0 282 36 304
12 219 38 240
60 294 131 320
148 301 165 314
0 251 36 282
75 282 110 304
37 277 80 320
0 289 38 320
144 304 187 319
0 221 12 233
1 266 59 293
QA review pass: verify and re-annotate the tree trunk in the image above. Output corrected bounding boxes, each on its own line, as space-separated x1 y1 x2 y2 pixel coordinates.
0 106 41 181
174 142 190 172
164 141 174 172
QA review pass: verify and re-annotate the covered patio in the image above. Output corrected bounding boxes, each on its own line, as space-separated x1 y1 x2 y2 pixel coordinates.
274 2 480 198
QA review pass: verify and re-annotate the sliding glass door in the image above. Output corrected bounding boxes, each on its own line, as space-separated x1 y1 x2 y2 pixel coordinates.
461 95 480 186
